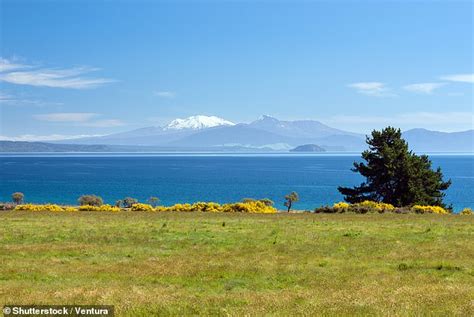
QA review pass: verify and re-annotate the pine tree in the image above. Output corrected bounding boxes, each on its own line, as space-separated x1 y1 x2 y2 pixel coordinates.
338 127 451 207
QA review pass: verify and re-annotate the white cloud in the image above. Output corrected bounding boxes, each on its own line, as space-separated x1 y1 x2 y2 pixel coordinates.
440 73 474 83
0 58 116 89
347 82 395 97
0 134 105 142
403 82 446 94
34 112 99 122
154 91 176 98
33 112 125 128
0 58 30 72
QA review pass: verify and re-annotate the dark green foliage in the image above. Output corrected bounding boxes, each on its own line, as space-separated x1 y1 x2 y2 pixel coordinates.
284 192 299 212
338 127 451 207
78 194 103 206
11 192 24 204
123 197 138 208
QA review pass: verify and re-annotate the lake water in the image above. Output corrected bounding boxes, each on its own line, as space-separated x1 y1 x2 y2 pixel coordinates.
1 154 473 211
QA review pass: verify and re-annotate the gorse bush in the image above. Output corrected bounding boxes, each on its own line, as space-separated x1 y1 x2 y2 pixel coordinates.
354 201 395 213
131 203 154 212
15 204 72 212
155 201 277 213
316 201 452 215
460 208 473 215
78 204 120 212
411 205 449 214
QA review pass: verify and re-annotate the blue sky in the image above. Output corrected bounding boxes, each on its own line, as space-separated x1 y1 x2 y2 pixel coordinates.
0 0 473 140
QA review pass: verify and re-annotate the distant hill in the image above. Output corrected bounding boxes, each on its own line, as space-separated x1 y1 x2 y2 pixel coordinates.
63 115 366 151
402 129 474 152
3 115 473 152
290 144 326 152
0 141 113 152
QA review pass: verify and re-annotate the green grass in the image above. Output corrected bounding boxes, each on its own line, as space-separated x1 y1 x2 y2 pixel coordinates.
0 211 473 316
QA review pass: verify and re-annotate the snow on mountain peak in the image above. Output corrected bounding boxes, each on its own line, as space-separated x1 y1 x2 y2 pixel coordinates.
165 115 235 130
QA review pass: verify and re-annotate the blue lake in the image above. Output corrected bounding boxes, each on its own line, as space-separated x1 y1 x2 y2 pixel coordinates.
1 154 473 211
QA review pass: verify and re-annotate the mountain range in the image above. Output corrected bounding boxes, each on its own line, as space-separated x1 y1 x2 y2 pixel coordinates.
2 115 473 152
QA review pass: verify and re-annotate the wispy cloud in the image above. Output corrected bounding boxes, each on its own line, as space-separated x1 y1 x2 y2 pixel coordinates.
0 57 30 72
34 112 98 122
0 134 105 142
403 82 446 94
33 112 125 128
440 73 474 83
154 91 176 98
347 82 395 97
0 58 116 89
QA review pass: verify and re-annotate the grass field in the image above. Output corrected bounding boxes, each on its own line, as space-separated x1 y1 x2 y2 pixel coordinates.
0 211 473 316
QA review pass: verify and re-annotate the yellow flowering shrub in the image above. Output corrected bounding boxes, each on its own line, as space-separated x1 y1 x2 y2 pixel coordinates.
154 206 169 212
131 203 154 212
333 202 350 211
152 201 276 213
63 206 77 212
459 208 473 215
355 200 395 212
15 204 65 212
411 205 449 214
222 201 277 213
78 204 120 212
78 205 100 211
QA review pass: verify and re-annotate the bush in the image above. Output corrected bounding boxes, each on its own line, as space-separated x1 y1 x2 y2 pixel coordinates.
15 204 65 212
79 204 120 212
0 203 15 211
333 202 350 212
459 208 473 215
411 205 449 214
354 201 395 213
153 201 277 213
131 203 154 212
316 201 395 214
78 195 103 207
123 197 138 208
314 206 338 213
12 192 24 204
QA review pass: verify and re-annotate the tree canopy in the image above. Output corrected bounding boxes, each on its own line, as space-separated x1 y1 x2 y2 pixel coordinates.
338 127 451 207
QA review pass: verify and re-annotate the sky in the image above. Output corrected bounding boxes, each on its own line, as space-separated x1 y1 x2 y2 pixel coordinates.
0 0 473 140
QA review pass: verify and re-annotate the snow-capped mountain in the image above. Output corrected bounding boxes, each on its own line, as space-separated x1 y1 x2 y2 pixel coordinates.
45 115 474 152
164 115 235 130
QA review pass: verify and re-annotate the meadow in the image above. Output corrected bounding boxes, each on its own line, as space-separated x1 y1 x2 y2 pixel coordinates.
0 211 473 316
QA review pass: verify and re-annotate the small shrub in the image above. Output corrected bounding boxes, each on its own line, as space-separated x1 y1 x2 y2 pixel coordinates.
411 205 449 214
12 192 24 204
354 200 395 213
122 197 138 208
15 204 64 212
78 195 103 207
147 197 160 207
131 203 154 212
79 204 120 212
0 203 15 211
333 202 350 212
314 206 338 213
460 208 473 215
